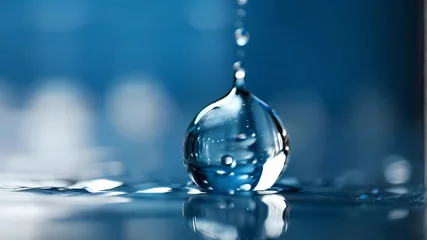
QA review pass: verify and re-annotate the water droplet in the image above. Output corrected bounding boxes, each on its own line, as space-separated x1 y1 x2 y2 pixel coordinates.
237 0 247 6
236 9 246 18
235 28 250 46
183 73 290 193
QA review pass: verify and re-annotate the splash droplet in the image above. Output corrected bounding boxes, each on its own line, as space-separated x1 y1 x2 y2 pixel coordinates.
235 28 250 47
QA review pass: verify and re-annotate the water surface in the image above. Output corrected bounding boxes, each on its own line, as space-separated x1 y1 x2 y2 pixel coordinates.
0 180 424 239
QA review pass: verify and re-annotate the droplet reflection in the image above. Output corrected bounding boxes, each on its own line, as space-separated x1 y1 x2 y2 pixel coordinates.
183 194 290 239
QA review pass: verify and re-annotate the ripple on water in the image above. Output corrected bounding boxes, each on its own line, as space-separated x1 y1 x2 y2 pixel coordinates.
0 179 424 206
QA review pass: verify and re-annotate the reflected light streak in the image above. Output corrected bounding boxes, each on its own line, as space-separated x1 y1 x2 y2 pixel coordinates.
137 187 172 194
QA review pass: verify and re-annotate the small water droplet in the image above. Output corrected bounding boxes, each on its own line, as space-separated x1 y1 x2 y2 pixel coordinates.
237 0 247 6
235 28 250 46
236 9 246 18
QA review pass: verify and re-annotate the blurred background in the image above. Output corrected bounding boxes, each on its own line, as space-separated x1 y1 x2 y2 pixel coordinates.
0 0 423 187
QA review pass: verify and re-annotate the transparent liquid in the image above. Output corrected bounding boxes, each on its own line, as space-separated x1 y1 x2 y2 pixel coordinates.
183 75 290 193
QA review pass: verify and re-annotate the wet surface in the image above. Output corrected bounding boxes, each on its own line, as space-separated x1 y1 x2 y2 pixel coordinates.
0 180 424 239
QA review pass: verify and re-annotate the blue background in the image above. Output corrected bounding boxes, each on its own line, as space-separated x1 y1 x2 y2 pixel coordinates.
0 0 422 186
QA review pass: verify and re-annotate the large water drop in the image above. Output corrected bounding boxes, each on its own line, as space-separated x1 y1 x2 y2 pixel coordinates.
183 69 290 193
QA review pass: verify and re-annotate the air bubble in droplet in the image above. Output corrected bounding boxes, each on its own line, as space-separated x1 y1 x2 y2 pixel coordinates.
221 155 236 168
235 28 250 46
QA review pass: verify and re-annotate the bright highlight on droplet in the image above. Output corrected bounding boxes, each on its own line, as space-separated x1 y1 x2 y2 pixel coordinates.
235 28 250 46
235 69 246 79
137 187 172 194
221 155 237 168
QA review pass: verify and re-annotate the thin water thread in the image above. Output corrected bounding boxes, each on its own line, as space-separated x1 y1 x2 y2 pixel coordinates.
234 0 249 89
